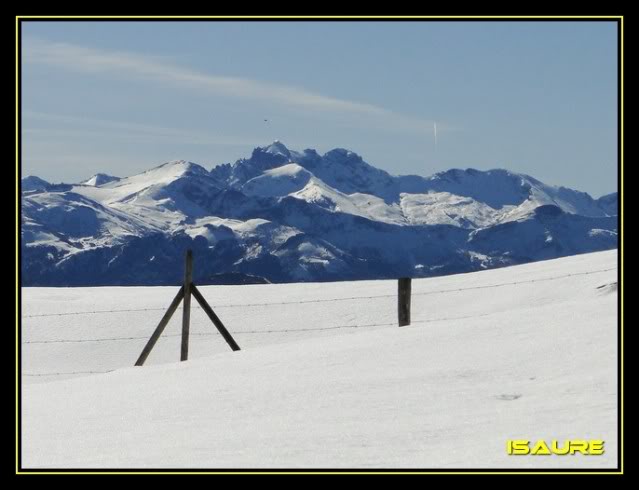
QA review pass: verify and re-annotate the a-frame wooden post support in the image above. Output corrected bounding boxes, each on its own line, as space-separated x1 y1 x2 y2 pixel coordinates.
135 249 241 366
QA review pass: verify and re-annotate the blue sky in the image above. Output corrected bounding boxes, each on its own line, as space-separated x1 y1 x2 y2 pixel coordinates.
21 20 618 197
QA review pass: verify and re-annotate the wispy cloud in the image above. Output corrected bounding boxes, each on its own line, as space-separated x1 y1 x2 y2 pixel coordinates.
23 37 450 134
23 110 259 146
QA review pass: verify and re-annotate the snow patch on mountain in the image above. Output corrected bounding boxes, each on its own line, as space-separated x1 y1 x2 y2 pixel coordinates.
22 190 153 259
72 160 221 230
263 140 292 158
180 216 301 249
422 168 607 218
242 164 313 198
400 191 499 228
80 173 120 187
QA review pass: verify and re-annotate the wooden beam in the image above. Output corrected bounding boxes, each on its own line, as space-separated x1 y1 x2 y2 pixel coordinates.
181 249 193 361
135 286 185 366
398 277 412 327
191 285 241 352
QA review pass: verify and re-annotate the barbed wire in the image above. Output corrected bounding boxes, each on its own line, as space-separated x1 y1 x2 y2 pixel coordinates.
18 305 566 377
23 369 115 377
412 267 617 297
22 322 398 344
23 306 180 318
21 266 616 319
22 308 514 345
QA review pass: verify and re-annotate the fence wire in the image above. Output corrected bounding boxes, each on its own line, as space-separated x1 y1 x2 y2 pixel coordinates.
23 370 115 377
23 322 398 344
20 308 524 346
22 266 615 319
21 265 617 378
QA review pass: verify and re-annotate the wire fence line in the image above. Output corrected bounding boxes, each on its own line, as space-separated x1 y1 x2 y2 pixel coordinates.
412 266 617 296
22 266 616 319
21 295 398 318
23 370 116 377
23 306 178 318
21 315 499 377
23 322 398 344
21 266 617 377
22 309 510 346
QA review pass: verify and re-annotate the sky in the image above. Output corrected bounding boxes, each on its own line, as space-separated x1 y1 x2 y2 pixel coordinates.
21 20 618 197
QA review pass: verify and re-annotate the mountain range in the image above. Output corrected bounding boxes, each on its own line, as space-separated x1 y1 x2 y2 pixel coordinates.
21 141 618 286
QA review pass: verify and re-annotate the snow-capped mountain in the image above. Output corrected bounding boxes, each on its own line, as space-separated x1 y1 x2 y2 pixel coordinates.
596 192 618 216
80 173 120 187
21 142 618 286
22 176 50 192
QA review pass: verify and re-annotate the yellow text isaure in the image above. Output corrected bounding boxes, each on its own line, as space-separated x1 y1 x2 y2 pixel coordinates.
507 440 605 456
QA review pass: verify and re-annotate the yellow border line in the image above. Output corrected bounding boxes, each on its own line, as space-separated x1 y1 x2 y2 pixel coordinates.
15 14 623 476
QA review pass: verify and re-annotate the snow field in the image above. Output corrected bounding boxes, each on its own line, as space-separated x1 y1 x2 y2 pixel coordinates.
21 250 618 468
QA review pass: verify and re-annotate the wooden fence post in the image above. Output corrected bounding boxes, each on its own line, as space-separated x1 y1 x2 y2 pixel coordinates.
135 249 240 366
135 286 185 366
191 285 241 352
180 249 193 361
398 277 411 327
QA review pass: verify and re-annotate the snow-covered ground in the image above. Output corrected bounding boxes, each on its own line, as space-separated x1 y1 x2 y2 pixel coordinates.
21 250 618 469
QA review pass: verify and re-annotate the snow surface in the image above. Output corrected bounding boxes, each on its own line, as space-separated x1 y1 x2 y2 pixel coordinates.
21 250 618 469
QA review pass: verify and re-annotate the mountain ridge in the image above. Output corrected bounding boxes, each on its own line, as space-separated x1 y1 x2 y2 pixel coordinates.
21 141 618 286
